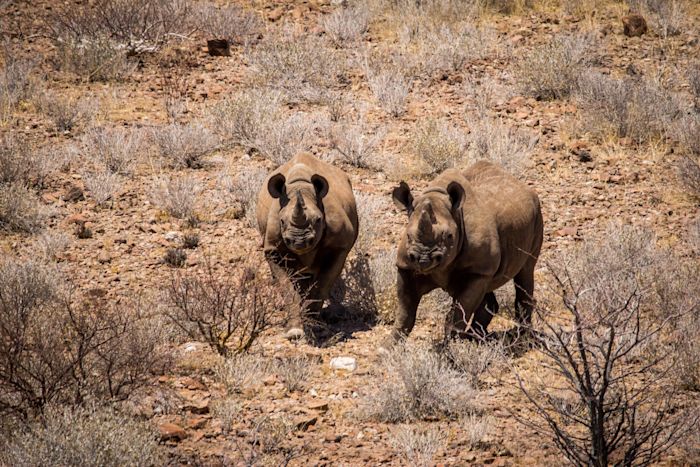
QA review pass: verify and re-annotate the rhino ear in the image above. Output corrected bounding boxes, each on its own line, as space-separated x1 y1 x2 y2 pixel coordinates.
447 181 464 212
392 181 414 215
268 173 286 199
311 174 329 199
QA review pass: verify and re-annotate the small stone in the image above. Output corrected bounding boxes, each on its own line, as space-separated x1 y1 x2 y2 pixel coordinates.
158 422 187 441
187 416 208 430
63 186 85 202
206 39 230 57
622 14 647 37
294 415 318 431
557 227 578 237
309 401 329 412
164 231 181 242
97 252 111 264
182 398 210 415
330 356 357 372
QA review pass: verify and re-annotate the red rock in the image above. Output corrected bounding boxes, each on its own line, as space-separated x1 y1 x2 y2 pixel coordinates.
158 422 187 441
309 401 329 412
294 415 318 431
622 14 647 37
557 227 578 237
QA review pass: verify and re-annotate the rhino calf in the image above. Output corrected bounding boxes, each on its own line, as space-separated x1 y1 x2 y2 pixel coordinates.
256 153 359 339
386 161 543 346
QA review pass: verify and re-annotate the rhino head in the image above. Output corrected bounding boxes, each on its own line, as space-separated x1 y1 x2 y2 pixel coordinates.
268 173 329 255
392 181 465 273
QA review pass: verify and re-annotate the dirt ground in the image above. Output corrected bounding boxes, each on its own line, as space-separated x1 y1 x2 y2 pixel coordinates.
1 0 699 465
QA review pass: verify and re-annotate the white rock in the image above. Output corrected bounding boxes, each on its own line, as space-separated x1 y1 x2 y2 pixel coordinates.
164 231 180 242
330 356 357 372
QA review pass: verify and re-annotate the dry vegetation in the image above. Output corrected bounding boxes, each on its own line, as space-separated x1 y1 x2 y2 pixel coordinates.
0 0 698 463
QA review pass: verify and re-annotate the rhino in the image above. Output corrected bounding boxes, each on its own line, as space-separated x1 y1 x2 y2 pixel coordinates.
256 153 359 340
385 161 543 347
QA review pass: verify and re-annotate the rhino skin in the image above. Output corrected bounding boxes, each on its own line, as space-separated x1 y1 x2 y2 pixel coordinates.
387 161 543 346
256 153 359 338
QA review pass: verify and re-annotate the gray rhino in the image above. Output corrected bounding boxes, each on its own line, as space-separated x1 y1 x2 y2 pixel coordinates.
385 161 543 346
256 153 359 339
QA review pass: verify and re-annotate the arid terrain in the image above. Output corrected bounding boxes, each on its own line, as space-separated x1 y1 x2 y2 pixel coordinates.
1 0 699 465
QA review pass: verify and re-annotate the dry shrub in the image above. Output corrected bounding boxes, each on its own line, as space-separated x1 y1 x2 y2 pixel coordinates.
575 71 679 144
627 0 687 38
208 90 322 165
152 121 219 169
151 174 200 221
390 424 446 467
516 33 592 100
0 183 48 233
478 0 533 14
35 91 99 133
275 354 312 393
462 413 493 448
212 397 241 433
48 0 193 55
83 126 146 174
322 5 370 46
362 342 479 422
82 169 122 206
34 231 71 261
366 64 410 117
1 405 163 467
410 118 467 173
444 339 505 388
164 260 291 356
331 117 385 168
518 224 696 466
369 249 398 323
217 166 267 227
194 3 261 45
53 36 137 82
247 29 340 104
0 134 56 188
465 115 535 173
0 54 37 123
677 153 700 197
689 62 700 111
0 259 171 419
215 353 271 395
233 415 300 465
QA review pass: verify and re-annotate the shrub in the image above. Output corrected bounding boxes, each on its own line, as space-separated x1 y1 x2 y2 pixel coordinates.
369 249 398 323
275 354 312 393
163 247 187 267
0 259 170 418
164 260 291 356
443 339 505 388
465 115 535 173
516 33 592 100
517 224 695 466
254 112 322 166
152 121 219 169
247 30 340 103
217 166 268 227
677 154 700 197
0 55 37 123
36 91 99 132
0 134 56 188
83 126 145 174
367 66 410 117
82 169 122 206
1 405 163 467
215 353 271 394
151 175 200 221
462 413 493 448
390 424 445 467
194 3 261 45
689 62 700 111
362 342 478 422
53 36 136 82
322 6 370 46
212 397 241 433
0 182 48 233
410 118 467 173
331 118 385 168
627 0 686 38
34 231 71 261
575 71 679 144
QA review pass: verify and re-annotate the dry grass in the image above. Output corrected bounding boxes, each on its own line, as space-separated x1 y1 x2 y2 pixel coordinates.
35 91 99 133
362 342 479 422
575 71 679 144
331 117 385 168
215 353 272 395
194 3 261 45
83 126 146 175
410 118 468 173
322 5 370 46
217 166 268 227
1 405 163 467
152 121 219 169
444 339 505 388
53 36 136 82
275 354 312 393
82 169 122 207
627 0 687 38
212 397 242 433
151 175 200 221
0 54 37 123
390 424 446 467
465 115 536 173
34 231 71 261
516 33 593 101
0 183 48 233
0 134 56 188
366 65 410 117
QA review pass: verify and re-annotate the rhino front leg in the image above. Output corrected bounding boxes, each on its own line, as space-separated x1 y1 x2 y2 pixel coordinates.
448 278 491 340
380 268 422 349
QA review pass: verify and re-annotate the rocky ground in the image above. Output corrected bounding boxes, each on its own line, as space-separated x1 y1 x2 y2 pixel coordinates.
1 0 699 465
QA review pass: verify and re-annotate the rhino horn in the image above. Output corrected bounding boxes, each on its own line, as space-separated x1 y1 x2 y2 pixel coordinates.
417 206 436 243
292 192 307 226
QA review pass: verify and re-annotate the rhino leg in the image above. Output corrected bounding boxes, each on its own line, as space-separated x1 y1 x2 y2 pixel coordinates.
387 268 422 343
514 259 536 329
316 249 350 303
447 278 490 339
463 292 499 339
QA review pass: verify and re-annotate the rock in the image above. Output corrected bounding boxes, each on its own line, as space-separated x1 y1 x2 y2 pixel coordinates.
97 252 111 264
622 14 647 37
294 415 318 431
267 7 284 21
309 401 329 412
285 327 304 341
164 231 181 242
330 356 357 372
182 398 210 415
63 185 85 202
207 39 230 57
187 416 208 430
158 422 187 441
557 227 578 237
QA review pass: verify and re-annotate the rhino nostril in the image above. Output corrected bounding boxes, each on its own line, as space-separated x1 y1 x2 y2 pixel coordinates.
434 253 443 263
408 253 417 263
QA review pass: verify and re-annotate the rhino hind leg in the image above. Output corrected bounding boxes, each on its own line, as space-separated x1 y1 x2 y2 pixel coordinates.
514 259 536 328
468 292 499 338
